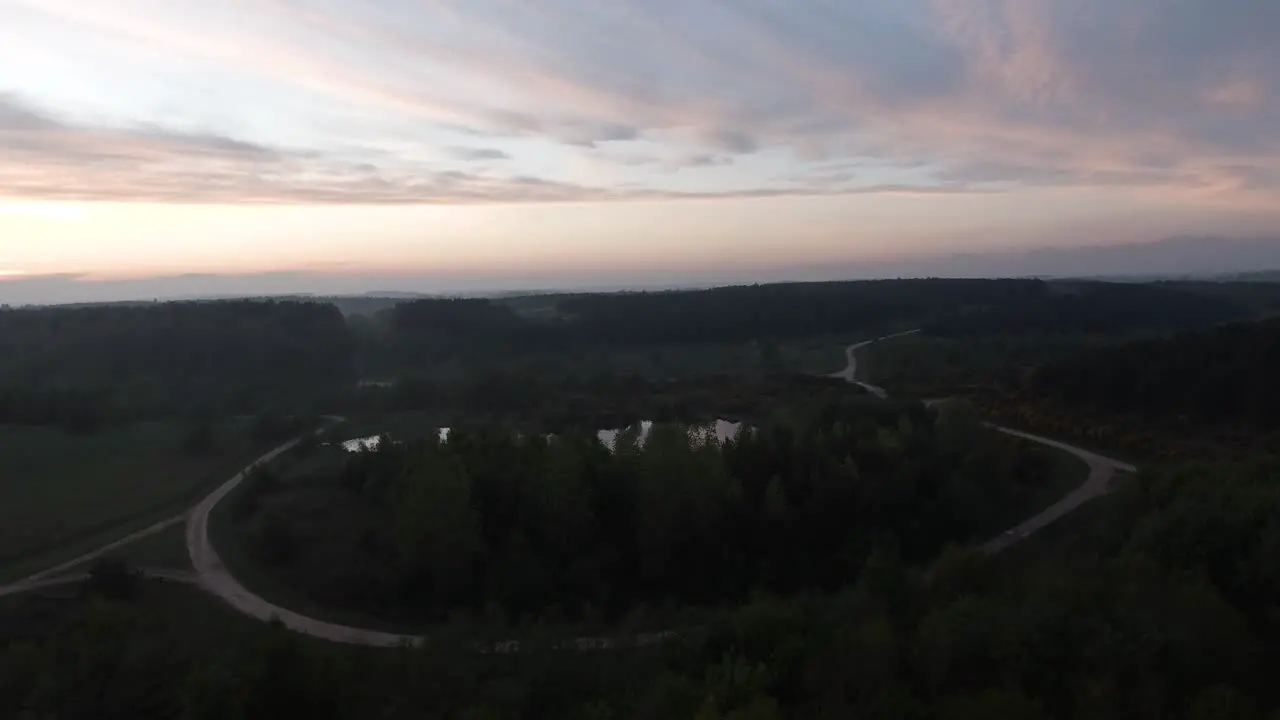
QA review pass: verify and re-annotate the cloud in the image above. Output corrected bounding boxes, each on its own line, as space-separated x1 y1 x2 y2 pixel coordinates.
702 129 758 154
0 93 978 203
0 92 280 162
554 122 643 148
446 146 511 161
9 0 1280 202
680 154 733 169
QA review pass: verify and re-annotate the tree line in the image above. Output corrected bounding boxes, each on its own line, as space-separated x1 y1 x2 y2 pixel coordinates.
1030 315 1280 427
0 300 355 422
358 279 1273 378
920 280 1249 337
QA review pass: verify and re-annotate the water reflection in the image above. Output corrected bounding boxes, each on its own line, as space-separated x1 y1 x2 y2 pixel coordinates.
340 427 450 452
341 420 745 453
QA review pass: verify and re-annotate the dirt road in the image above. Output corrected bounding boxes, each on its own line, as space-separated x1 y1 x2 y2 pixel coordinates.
838 336 1134 549
185 445 421 646
827 329 921 397
979 425 1135 551
183 423 423 646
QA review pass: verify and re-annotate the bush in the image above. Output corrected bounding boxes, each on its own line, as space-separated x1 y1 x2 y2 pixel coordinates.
251 511 299 567
82 557 140 601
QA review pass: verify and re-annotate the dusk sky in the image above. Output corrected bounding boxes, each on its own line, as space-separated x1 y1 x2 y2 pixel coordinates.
3 0 1280 299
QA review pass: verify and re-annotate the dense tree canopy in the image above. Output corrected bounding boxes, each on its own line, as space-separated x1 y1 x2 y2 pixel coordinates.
366 279 1268 379
336 372 859 431
920 280 1248 337
240 399 1063 624
550 279 1040 345
0 300 355 420
1030 316 1280 426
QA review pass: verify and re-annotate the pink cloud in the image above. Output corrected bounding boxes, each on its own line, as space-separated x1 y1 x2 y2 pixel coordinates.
10 0 1280 203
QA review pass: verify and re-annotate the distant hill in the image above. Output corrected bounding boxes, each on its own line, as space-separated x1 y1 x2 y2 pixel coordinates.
892 236 1280 281
6 235 1280 306
361 291 433 299
385 278 1266 357
1211 269 1280 283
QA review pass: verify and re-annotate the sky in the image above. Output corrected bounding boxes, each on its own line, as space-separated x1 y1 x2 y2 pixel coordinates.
3 0 1280 301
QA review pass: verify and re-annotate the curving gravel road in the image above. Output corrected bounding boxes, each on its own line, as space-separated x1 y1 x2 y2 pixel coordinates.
183 423 678 650
0 432 330 600
978 425 1135 552
827 329 920 398
185 434 421 647
835 335 1136 551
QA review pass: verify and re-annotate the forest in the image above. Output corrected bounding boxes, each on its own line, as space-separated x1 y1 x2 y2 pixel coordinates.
230 398 1068 624
0 300 354 421
334 372 858 431
363 278 1279 377
918 280 1250 337
942 315 1280 463
1030 316 1280 426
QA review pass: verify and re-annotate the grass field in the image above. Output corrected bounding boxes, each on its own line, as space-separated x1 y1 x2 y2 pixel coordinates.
0 578 228 649
108 522 192 569
0 420 265 583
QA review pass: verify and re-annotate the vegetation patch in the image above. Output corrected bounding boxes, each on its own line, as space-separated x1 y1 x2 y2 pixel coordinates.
215 397 1074 633
0 419 260 582
107 522 193 570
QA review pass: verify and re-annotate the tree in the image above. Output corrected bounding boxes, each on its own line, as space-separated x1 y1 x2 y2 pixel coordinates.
392 447 482 605
251 510 299 567
83 557 141 601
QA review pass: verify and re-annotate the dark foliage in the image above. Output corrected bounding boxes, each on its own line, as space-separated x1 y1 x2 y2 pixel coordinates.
4 458 1280 718
336 372 860 430
1031 316 1280 426
377 280 1259 371
0 300 355 420
82 557 141 601
0 387 111 433
550 279 1042 346
253 400 1057 624
921 280 1248 337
